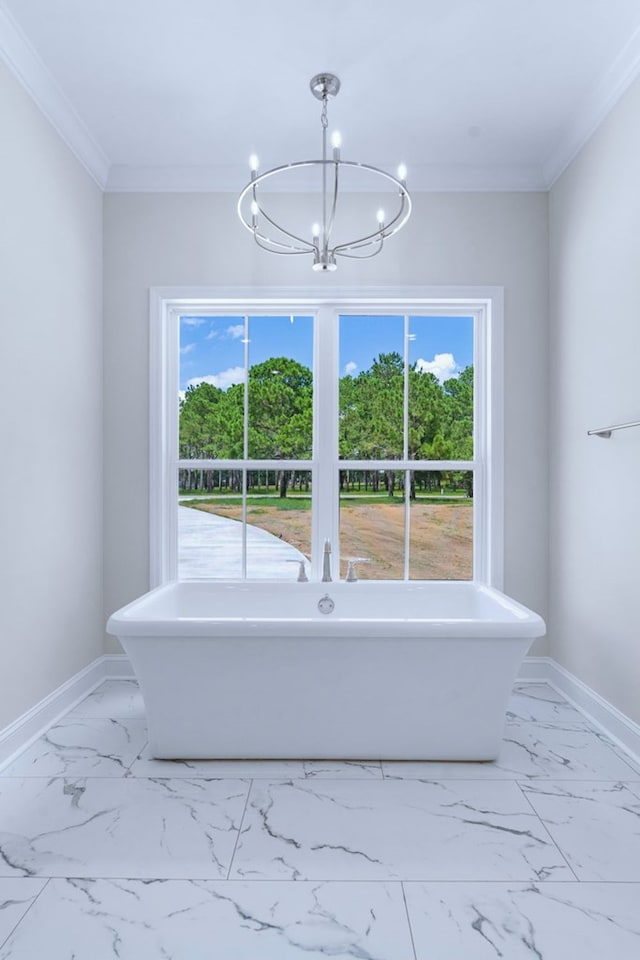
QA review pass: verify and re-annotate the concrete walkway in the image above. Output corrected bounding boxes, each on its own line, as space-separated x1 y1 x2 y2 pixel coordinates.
178 505 307 579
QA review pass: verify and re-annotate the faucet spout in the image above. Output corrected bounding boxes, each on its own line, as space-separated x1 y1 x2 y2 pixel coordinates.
345 557 370 582
322 539 332 582
286 559 308 582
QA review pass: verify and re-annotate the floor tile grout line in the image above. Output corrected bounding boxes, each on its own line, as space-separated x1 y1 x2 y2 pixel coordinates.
574 712 640 763
514 780 581 882
3 876 640 884
400 880 419 960
124 740 150 776
624 780 640 802
598 742 640 778
0 877 51 951
3 772 640 783
65 714 146 721
0 774 460 783
225 779 254 880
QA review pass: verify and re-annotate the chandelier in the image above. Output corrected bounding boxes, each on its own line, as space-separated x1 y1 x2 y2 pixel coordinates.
237 73 412 272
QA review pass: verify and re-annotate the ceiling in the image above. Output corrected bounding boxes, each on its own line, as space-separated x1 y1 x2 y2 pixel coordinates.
2 0 640 192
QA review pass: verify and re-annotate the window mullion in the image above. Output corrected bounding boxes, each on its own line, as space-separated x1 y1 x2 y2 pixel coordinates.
403 314 409 461
164 307 179 584
313 306 339 579
241 315 250 578
404 314 410 580
243 315 249 460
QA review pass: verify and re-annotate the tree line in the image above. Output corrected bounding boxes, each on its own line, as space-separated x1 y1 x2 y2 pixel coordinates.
179 353 473 497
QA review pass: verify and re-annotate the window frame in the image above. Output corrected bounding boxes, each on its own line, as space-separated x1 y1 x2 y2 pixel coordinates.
150 286 504 587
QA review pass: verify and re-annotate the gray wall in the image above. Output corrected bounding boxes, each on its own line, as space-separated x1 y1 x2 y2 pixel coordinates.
4 42 639 731
0 63 104 729
103 190 549 654
549 76 640 724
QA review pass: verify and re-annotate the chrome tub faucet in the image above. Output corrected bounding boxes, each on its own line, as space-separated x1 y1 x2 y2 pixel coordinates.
322 539 332 581
286 559 308 582
345 557 370 582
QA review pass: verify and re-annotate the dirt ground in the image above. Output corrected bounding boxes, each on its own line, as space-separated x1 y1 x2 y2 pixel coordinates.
192 499 472 580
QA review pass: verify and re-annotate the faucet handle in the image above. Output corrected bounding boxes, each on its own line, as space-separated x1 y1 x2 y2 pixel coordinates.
286 559 308 582
345 557 370 582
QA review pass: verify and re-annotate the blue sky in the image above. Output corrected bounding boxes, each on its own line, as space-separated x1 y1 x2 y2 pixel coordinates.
179 314 473 393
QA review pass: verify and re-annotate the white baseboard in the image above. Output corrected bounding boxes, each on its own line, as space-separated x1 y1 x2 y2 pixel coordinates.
0 658 107 770
2 654 638 770
518 656 640 765
0 655 134 770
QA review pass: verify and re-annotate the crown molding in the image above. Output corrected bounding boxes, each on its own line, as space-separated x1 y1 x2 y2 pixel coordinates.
106 161 547 193
3 0 639 197
0 3 109 189
543 22 640 186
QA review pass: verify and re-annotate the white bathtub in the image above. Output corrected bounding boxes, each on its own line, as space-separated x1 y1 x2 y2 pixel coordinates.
107 580 545 761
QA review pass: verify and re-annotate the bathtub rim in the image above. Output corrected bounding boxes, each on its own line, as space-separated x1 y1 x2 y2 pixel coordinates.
106 579 546 641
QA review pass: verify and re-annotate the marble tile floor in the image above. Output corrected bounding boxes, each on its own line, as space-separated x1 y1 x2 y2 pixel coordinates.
0 679 639 957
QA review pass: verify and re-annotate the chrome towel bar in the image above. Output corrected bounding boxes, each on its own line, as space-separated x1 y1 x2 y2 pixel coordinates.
588 419 640 438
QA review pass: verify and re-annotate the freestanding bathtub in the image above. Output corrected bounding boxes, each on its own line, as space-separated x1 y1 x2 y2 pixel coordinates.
107 580 545 761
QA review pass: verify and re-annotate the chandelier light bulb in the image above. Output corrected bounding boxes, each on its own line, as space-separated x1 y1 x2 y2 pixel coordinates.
331 131 342 149
250 200 259 218
377 208 385 224
397 163 407 182
312 222 321 239
249 154 259 172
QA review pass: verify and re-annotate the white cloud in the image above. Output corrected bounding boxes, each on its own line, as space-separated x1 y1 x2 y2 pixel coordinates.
180 343 196 355
226 324 245 339
181 316 206 326
416 352 459 383
186 367 245 391
205 329 219 339
344 360 358 375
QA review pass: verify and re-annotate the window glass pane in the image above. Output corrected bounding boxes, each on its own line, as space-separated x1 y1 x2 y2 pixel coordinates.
247 316 313 459
178 469 243 579
178 469 313 580
339 469 405 579
246 469 312 579
409 470 473 579
339 315 404 460
174 309 478 583
179 316 245 459
408 316 474 460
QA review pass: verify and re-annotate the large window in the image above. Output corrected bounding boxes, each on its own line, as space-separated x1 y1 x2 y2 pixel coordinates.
151 290 503 585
